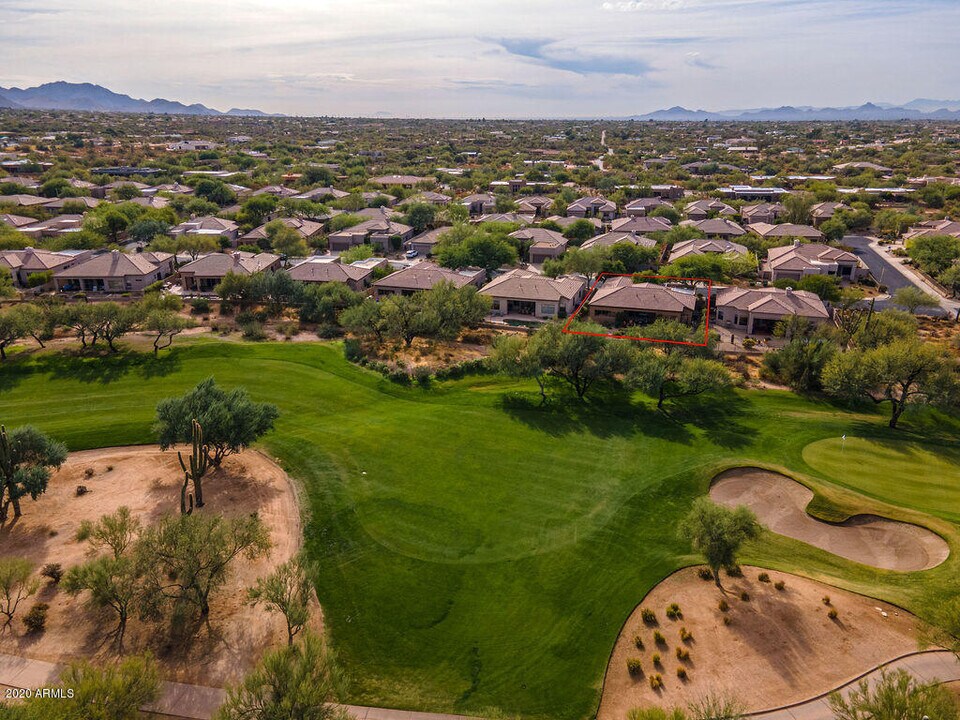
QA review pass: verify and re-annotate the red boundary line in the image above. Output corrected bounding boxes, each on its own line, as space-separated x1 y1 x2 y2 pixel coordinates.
560 273 713 347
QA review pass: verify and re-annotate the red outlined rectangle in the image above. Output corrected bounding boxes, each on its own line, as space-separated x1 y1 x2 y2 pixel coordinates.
561 273 713 347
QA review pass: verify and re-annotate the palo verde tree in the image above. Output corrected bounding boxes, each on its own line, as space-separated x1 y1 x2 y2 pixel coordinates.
247 552 316 646
0 558 37 631
154 378 280 467
829 669 958 720
487 333 551 406
63 554 143 649
629 351 731 410
215 631 348 720
0 425 68 521
137 512 270 624
822 339 959 429
678 498 760 588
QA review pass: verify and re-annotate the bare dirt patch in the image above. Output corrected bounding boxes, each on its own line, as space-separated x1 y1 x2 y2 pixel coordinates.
710 467 948 572
598 567 923 719
0 446 313 688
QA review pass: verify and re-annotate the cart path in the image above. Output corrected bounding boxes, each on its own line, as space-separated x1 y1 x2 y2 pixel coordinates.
1 649 958 720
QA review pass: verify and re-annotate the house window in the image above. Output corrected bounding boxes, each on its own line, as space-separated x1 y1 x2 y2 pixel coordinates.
541 304 556 316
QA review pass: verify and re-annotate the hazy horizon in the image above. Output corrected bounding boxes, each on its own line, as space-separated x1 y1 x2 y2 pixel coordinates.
2 0 958 118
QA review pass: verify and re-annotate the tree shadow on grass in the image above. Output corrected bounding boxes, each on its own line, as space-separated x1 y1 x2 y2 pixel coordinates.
498 388 695 444
662 390 753 450
33 348 182 385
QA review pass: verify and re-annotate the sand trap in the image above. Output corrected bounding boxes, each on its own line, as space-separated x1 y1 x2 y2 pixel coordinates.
598 567 923 718
0 446 316 688
709 468 948 572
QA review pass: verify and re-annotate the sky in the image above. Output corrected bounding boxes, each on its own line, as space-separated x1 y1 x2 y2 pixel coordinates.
1 0 958 118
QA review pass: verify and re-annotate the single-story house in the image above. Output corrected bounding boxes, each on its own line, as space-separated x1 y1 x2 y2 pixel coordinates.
810 202 850 226
580 232 657 252
833 162 893 175
516 196 554 218
588 278 697 326
547 215 602 233
405 228 450 257
170 216 240 244
475 213 532 226
680 218 746 239
761 241 865 282
904 219 960 241
253 185 299 198
0 195 50 209
293 187 349 202
398 191 452 207
288 258 373 291
54 250 174 293
17 214 84 240
684 199 736 220
567 197 617 221
748 222 824 241
625 197 672 217
177 251 281 293
0 213 38 229
370 175 431 188
372 261 485 298
714 286 829 334
240 218 324 244
42 196 101 212
668 238 749 262
610 216 672 234
0 247 92 287
327 213 414 253
131 196 170 210
480 269 587 320
741 203 784 225
460 193 496 216
509 227 568 264
144 182 195 196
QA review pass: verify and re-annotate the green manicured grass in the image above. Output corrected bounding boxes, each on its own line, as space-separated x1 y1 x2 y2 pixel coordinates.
0 340 958 720
803 437 960 521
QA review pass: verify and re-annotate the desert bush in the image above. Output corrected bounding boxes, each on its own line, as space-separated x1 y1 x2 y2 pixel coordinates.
633 635 644 650
823 595 831 606
75 522 92 541
676 647 690 661
679 627 692 642
106 465 114 472
653 630 666 646
677 667 688 680
649 674 664 690
666 602 682 620
640 607 657 625
726 565 743 577
276 320 299 339
774 580 785 591
240 320 267 341
84 468 94 479
388 369 412 385
627 658 643 676
343 338 364 363
718 599 729 612
742 338 757 349
758 572 770 583
23 602 48 633
697 568 714 581
828 608 839 620
413 366 432 387
651 653 662 668
76 485 88 496
722 615 732 626
41 563 63 584
191 298 211 314
740 591 750 601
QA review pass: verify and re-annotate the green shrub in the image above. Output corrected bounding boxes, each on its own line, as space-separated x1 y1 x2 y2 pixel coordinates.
828 608 839 620
344 338 364 363
315 323 342 339
75 521 92 542
649 673 664 690
627 658 643 676
697 567 714 581
413 366 432 387
676 667 688 680
23 603 48 633
388 369 412 385
726 565 743 578
651 653 662 668
653 630 666 646
191 298 211 314
774 580 785 591
666 602 682 620
633 635 644 650
679 627 692 642
758 572 770 583
718 599 729 612
822 596 831 606
240 320 267 341
722 615 732 626
740 591 750 602
640 607 657 625
676 647 689 661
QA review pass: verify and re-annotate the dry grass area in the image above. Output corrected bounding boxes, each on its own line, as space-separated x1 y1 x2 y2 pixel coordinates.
917 317 960 358
361 328 496 370
598 567 924 720
0 446 314 688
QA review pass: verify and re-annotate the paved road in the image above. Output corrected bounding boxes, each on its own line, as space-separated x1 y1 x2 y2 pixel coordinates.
844 235 957 318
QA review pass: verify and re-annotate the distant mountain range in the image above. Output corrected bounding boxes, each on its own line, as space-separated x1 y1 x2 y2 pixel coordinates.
629 101 960 122
0 82 278 117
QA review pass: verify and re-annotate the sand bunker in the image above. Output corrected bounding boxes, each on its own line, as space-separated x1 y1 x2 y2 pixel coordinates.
709 468 948 572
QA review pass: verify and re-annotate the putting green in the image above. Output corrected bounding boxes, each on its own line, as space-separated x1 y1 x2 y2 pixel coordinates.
802 437 960 522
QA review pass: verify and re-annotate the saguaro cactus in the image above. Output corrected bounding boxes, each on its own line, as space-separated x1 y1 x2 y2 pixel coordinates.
178 419 208 512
